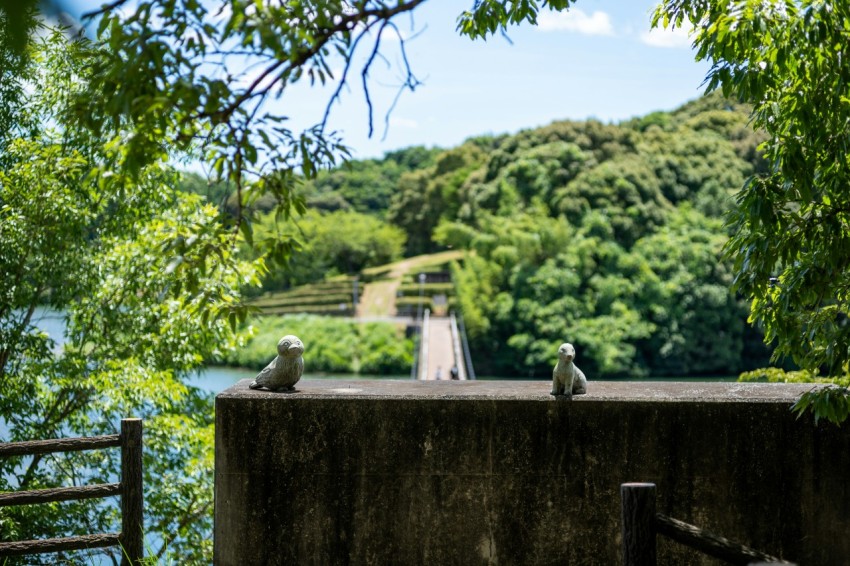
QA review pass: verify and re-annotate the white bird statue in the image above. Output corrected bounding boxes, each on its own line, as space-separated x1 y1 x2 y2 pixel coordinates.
249 335 304 392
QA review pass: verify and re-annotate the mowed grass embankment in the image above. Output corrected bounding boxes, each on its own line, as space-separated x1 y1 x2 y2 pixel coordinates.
248 250 464 318
356 250 464 317
250 276 357 316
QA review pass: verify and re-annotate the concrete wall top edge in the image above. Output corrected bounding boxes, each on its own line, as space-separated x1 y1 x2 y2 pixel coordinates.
216 378 817 403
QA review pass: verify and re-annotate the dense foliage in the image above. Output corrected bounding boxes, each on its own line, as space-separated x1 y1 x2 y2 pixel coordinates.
311 93 772 377
225 315 413 375
651 0 850 420
300 146 441 215
250 209 406 293
0 19 258 565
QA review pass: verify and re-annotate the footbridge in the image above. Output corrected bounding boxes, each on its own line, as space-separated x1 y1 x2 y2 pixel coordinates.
411 310 475 381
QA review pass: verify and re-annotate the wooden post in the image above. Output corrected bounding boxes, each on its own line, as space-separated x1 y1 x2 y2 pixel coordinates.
120 419 143 566
621 482 656 566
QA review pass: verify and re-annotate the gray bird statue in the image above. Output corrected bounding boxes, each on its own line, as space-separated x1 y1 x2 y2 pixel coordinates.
551 342 587 399
249 335 304 392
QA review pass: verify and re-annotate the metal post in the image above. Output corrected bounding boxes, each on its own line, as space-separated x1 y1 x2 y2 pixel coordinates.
120 419 143 566
621 483 656 566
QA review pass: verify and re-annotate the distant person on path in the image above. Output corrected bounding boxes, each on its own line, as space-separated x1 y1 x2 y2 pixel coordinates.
435 366 443 380
450 366 459 380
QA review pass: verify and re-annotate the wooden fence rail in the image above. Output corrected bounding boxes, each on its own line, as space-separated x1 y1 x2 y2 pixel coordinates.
620 482 795 566
0 418 143 565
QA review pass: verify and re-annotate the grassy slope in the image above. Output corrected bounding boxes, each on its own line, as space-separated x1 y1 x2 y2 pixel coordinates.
356 250 464 317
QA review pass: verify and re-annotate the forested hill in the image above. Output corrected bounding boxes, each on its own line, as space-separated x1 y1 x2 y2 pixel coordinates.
239 92 775 378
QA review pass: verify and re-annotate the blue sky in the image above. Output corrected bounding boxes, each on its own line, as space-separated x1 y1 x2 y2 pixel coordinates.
292 0 710 159
64 0 708 161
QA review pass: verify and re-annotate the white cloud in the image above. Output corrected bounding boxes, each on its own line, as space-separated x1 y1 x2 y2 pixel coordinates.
640 25 693 49
537 9 614 36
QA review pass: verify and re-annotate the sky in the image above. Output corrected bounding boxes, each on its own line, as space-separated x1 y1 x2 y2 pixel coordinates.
282 0 710 160
62 0 709 161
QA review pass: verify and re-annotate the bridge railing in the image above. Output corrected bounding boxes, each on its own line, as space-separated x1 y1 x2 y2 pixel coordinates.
448 313 466 380
620 482 794 565
419 308 430 379
455 311 476 380
0 418 143 565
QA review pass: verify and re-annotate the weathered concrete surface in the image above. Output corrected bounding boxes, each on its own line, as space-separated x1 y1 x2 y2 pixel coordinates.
215 380 850 565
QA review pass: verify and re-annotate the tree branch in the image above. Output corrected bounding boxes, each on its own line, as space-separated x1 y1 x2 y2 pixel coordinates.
196 0 427 126
320 21 376 132
81 0 133 21
361 20 388 138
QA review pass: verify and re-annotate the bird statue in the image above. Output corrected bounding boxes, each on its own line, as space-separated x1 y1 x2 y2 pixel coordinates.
551 342 587 399
249 335 304 392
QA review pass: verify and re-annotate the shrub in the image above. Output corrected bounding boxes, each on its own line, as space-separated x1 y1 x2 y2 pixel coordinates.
222 315 412 374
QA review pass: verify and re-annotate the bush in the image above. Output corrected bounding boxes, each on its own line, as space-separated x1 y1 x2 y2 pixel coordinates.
252 293 353 308
260 304 354 316
222 315 413 374
397 282 455 297
250 278 356 315
255 210 406 291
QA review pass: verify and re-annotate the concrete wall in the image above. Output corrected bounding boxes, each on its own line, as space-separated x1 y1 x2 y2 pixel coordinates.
215 380 850 565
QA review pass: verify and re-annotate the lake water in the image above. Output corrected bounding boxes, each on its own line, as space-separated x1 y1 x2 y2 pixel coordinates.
27 306 66 352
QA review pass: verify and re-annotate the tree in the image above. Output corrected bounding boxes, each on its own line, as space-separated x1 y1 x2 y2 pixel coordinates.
554 155 669 247
653 0 850 423
65 0 429 268
632 206 751 376
9 0 585 260
0 20 259 564
301 146 442 215
429 94 768 378
388 143 487 255
179 170 233 210
255 209 407 291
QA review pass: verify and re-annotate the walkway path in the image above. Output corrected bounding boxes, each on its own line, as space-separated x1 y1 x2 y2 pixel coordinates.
420 317 451 380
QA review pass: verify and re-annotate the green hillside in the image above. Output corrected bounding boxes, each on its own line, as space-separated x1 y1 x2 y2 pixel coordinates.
245 92 773 378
